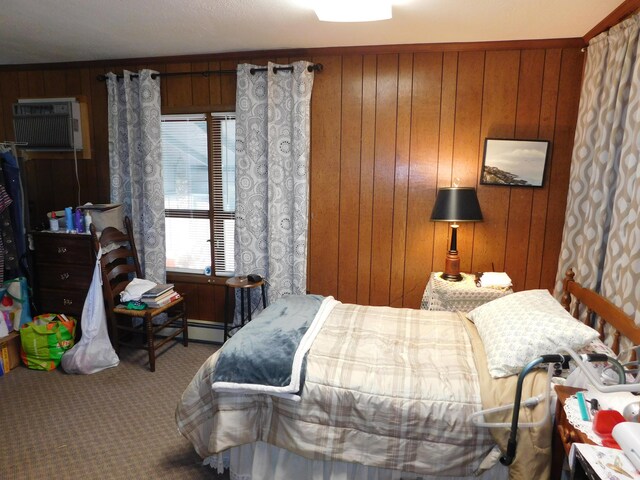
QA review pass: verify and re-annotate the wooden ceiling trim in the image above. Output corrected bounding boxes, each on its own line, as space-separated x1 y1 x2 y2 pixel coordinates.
0 38 586 73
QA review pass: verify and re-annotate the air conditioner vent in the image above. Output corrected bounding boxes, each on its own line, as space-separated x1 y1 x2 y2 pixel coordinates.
12 98 83 151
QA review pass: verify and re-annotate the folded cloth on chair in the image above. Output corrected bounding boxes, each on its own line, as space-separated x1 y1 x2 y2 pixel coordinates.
212 294 339 401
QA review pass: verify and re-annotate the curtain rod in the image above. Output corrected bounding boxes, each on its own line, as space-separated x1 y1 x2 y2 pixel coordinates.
96 63 323 81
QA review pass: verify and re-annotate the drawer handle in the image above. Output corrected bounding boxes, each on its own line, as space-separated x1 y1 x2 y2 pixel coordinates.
57 247 68 254
60 272 70 280
63 298 73 306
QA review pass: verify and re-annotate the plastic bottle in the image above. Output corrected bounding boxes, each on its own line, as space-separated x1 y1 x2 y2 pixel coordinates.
75 208 84 233
84 211 92 232
64 207 74 232
49 211 59 232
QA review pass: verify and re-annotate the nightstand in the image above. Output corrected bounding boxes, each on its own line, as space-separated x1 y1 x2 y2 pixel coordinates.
224 276 267 341
552 385 595 479
420 272 512 312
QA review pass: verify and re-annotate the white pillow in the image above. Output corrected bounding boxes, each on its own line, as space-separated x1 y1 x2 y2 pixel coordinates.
467 289 599 378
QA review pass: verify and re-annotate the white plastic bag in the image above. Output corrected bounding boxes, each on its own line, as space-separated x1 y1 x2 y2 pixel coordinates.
61 249 119 374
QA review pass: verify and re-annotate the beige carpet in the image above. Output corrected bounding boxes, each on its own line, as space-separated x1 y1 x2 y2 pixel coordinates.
0 341 229 479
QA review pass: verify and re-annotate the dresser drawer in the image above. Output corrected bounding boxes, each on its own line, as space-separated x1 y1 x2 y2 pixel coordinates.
30 231 95 321
34 263 92 290
32 233 94 265
38 288 86 317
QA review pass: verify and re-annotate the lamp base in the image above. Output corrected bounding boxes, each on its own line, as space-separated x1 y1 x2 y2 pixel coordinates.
440 272 463 282
441 250 463 282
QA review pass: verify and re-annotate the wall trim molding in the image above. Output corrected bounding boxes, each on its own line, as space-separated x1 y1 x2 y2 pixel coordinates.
0 38 585 72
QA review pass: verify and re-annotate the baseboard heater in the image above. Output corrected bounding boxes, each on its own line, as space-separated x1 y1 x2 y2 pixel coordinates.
163 319 225 345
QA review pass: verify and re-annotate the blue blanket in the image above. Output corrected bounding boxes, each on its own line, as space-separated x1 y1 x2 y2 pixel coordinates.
211 294 338 400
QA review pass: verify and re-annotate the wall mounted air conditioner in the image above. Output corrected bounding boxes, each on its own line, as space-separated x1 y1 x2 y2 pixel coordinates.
12 98 84 151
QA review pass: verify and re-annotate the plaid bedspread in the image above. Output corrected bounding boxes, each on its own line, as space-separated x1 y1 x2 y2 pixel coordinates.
176 303 498 476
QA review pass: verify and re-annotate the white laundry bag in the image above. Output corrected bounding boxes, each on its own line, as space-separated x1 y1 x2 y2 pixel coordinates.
61 249 119 374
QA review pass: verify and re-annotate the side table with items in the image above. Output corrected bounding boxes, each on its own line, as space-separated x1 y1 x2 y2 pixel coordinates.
553 385 640 480
224 275 267 341
421 272 513 313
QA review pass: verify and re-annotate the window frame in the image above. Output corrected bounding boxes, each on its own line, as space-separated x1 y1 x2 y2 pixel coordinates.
161 107 235 278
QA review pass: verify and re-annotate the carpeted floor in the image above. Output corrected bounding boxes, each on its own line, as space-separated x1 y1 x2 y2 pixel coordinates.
0 341 229 479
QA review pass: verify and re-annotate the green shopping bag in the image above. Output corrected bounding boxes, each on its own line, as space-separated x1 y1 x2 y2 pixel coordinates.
20 314 76 371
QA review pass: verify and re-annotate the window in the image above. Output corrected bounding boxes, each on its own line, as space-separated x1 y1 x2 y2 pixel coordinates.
161 112 235 275
210 114 236 274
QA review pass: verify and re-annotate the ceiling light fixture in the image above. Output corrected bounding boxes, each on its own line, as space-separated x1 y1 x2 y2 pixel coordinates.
313 0 392 22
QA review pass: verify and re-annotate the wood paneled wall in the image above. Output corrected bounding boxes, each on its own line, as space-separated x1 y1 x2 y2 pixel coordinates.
0 41 584 320
308 47 583 307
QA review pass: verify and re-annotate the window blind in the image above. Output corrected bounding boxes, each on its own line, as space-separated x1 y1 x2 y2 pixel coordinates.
210 113 236 275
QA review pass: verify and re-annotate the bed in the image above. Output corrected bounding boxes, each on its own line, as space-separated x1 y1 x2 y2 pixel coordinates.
176 269 638 480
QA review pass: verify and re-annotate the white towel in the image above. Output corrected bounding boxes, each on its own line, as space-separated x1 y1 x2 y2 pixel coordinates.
480 272 512 288
120 278 157 302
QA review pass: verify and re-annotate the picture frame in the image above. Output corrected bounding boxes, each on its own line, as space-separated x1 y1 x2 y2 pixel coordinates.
480 138 550 187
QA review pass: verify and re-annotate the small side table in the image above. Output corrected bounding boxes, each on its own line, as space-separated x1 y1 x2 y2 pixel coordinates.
420 272 512 312
224 276 267 341
552 385 594 479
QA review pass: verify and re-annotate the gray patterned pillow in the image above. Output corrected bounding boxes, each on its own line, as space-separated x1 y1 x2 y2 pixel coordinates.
467 289 599 378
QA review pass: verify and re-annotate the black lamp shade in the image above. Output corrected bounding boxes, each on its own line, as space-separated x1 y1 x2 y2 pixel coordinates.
430 187 483 222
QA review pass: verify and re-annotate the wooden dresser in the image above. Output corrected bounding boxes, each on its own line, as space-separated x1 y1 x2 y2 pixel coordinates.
31 231 94 324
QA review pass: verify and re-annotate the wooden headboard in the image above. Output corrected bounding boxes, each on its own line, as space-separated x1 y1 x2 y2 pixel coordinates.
561 268 640 357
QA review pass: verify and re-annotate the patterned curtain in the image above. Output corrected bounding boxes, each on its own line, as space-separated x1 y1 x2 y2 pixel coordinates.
555 14 640 324
235 61 315 309
106 70 166 284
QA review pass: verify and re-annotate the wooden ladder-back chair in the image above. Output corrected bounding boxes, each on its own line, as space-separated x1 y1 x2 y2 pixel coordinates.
89 216 188 372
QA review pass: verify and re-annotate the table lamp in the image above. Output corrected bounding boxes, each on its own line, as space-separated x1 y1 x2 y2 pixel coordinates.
430 187 483 281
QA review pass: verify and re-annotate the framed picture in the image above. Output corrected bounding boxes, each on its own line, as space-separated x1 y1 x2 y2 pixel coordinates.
480 138 550 187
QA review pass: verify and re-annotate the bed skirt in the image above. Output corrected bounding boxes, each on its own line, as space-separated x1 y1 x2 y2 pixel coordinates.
205 442 510 480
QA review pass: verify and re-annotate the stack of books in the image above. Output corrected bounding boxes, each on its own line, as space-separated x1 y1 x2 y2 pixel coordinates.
141 283 180 308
